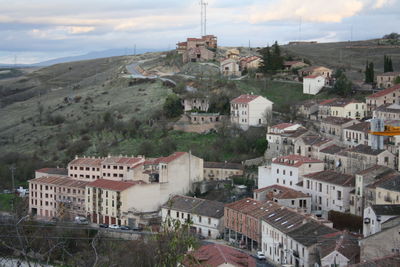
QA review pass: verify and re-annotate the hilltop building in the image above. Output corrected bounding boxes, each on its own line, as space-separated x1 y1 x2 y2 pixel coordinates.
176 35 217 63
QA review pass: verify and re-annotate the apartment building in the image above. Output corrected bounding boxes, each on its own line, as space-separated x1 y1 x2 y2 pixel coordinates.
349 165 396 216
161 195 224 239
266 124 307 158
373 103 400 120
253 184 311 213
203 161 244 180
320 116 360 141
343 121 371 148
68 157 103 180
301 170 355 216
363 205 400 237
366 84 400 113
317 144 345 170
35 168 68 178
230 94 273 130
375 175 400 205
29 176 89 220
258 154 324 189
177 35 217 63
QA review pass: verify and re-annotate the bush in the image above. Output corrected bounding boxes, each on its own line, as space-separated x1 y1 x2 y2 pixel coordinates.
163 94 183 118
328 210 362 232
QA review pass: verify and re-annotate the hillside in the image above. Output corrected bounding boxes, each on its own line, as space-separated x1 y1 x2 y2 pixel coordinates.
282 39 400 81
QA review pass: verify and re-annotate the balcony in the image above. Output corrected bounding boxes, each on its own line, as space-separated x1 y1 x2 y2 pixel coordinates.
384 196 392 203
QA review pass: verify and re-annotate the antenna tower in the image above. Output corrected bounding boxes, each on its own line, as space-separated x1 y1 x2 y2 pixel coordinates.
199 0 208 36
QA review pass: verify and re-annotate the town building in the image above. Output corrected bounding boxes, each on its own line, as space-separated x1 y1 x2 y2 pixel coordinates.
295 100 319 119
203 161 244 180
294 135 335 158
343 121 371 148
320 116 360 141
303 75 326 95
363 205 400 237
317 144 346 171
239 56 262 71
253 184 311 213
35 168 68 178
350 254 400 267
376 72 400 88
67 157 103 181
318 231 360 267
298 66 333 80
375 175 400 205
283 61 308 71
182 243 256 267
177 35 218 63
266 124 308 158
29 176 89 220
366 84 400 113
373 103 400 120
220 58 241 77
161 195 224 239
364 171 400 209
349 165 396 216
330 99 367 119
301 170 355 216
182 97 210 112
258 154 324 189
230 94 273 130
318 99 338 119
187 113 222 125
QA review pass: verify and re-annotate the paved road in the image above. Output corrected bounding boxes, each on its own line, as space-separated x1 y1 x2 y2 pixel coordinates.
125 62 177 85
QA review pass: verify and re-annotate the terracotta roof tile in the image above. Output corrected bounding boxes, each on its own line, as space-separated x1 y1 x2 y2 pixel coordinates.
87 179 145 191
29 176 90 189
231 94 260 104
273 154 323 167
304 170 355 187
271 123 296 130
35 168 68 176
367 84 400 98
69 157 103 166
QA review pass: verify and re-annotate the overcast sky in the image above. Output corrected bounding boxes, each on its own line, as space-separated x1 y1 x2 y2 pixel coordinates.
0 0 399 64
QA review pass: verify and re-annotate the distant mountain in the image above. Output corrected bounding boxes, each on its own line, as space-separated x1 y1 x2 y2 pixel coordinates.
33 48 166 67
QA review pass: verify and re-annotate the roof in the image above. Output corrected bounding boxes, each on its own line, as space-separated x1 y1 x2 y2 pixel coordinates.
322 116 357 125
320 98 360 107
319 145 345 155
231 94 260 104
348 144 387 156
300 65 332 72
301 135 332 146
240 56 261 64
319 98 337 105
182 243 256 267
101 157 144 166
344 121 370 132
35 168 68 176
29 176 89 189
367 84 400 98
204 162 243 170
261 206 306 234
225 198 281 220
288 220 338 247
272 154 323 168
371 205 400 216
284 60 307 66
271 123 296 130
145 152 187 165
356 164 394 176
349 254 400 267
366 171 399 189
254 184 309 199
162 195 224 219
377 71 400 77
87 179 146 191
69 157 103 166
375 103 400 113
304 170 355 187
319 231 360 261
304 75 323 79
377 175 400 192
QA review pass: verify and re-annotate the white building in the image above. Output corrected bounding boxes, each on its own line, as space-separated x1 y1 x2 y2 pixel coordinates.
343 121 371 148
301 170 355 216
258 154 324 190
363 204 400 237
303 75 325 95
161 195 224 239
230 94 273 130
220 58 241 77
266 124 308 159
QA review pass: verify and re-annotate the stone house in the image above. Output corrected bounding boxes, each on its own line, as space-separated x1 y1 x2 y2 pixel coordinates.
320 116 360 141
296 100 319 119
188 113 222 125
283 61 308 71
240 56 262 71
343 121 371 148
203 161 244 180
373 103 400 120
182 97 209 112
364 171 400 210
230 94 273 130
161 195 224 239
220 58 241 77
317 145 346 171
177 35 217 63
294 135 335 158
376 72 400 88
298 66 333 80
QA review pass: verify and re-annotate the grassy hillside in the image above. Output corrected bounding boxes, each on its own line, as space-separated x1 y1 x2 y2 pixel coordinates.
283 39 400 81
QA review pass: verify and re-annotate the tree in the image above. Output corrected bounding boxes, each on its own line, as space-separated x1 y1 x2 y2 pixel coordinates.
394 76 400 85
270 41 284 71
258 46 272 74
334 73 353 97
384 55 394 73
258 41 284 73
163 94 183 118
365 61 375 84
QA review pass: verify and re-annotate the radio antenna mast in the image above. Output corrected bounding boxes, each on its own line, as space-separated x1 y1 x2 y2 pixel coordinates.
199 0 208 36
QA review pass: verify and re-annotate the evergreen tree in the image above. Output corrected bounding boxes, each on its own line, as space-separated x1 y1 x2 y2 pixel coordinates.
259 46 271 74
384 55 394 73
365 61 370 83
271 41 284 71
388 57 394 72
369 61 375 83
334 73 352 97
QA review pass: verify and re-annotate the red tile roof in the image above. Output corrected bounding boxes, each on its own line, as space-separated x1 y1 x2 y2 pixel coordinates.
145 152 187 165
367 84 400 98
30 176 89 189
272 154 323 167
87 179 146 191
183 244 256 267
254 184 309 199
231 94 260 104
318 98 337 105
102 157 144 166
69 157 103 166
225 198 281 219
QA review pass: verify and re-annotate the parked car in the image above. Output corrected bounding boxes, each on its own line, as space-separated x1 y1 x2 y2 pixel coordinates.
120 226 131 230
131 226 143 231
256 251 266 260
109 224 120 229
99 224 109 228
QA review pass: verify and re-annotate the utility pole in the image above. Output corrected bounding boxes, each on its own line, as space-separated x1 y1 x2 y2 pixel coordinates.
204 1 208 36
10 165 16 193
200 0 204 36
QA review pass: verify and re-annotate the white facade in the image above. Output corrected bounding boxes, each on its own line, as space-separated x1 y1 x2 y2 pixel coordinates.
220 58 241 77
362 206 398 237
258 155 324 190
230 95 273 130
303 75 325 95
320 251 351 267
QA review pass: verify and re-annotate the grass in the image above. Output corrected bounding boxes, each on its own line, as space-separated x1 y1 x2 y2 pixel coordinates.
0 194 15 211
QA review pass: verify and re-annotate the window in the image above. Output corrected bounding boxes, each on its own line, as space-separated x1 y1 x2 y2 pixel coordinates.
176 211 180 218
208 230 211 237
208 218 211 224
199 216 202 223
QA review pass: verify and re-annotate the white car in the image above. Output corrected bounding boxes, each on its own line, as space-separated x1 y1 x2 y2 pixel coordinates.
256 251 266 260
109 224 120 229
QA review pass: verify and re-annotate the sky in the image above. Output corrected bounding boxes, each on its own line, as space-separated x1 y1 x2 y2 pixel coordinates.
0 0 399 64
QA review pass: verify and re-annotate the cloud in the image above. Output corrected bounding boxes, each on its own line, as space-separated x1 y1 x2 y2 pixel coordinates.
246 0 392 23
